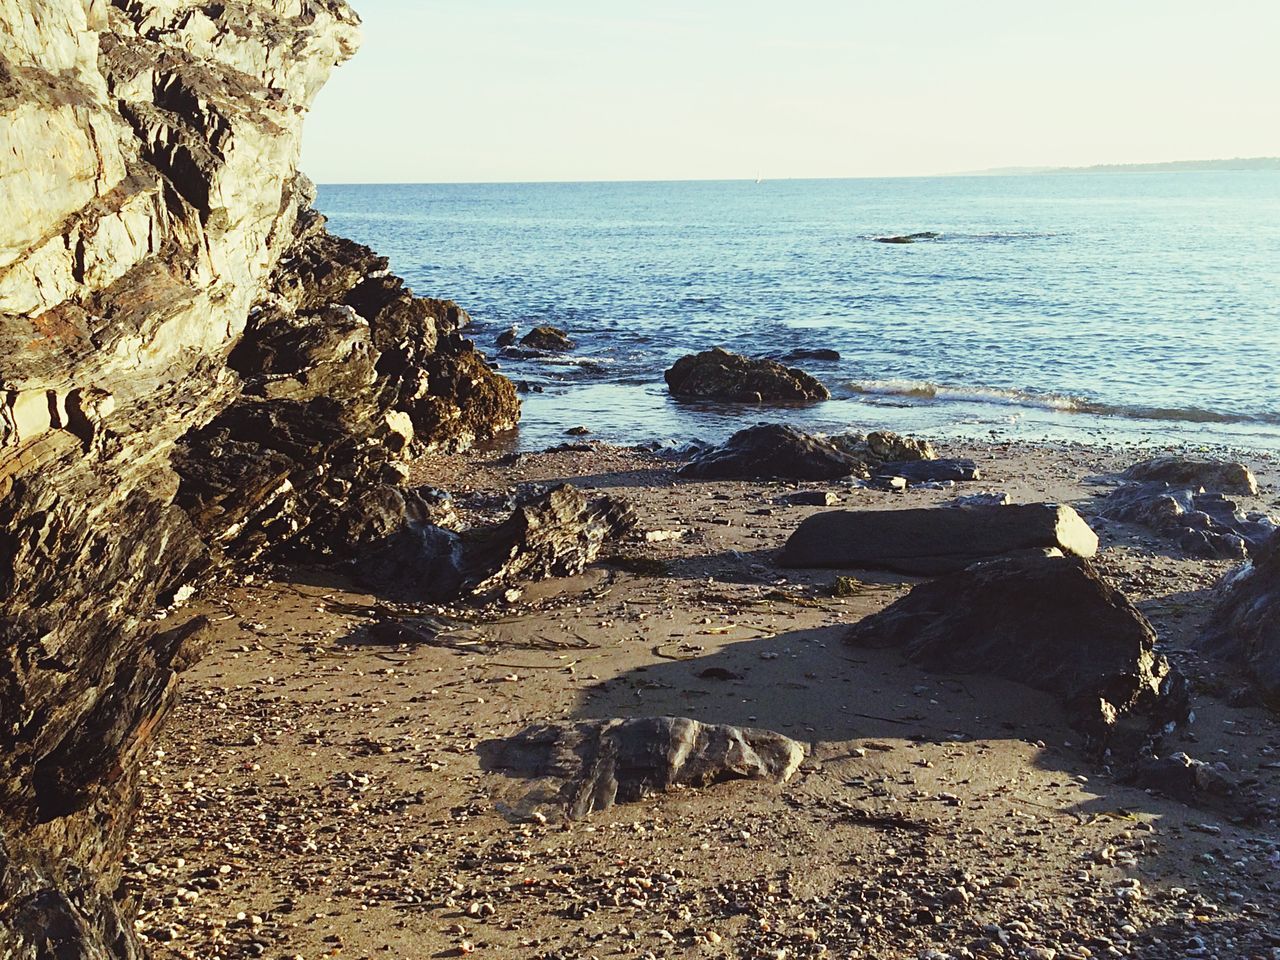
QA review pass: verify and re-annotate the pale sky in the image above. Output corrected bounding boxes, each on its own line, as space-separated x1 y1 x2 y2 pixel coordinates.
302 1 1280 184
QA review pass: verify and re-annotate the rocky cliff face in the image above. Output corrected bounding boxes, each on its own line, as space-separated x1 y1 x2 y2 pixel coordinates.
0 2 516 955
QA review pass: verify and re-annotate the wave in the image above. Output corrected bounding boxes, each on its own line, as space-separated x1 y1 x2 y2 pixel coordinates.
844 380 1280 427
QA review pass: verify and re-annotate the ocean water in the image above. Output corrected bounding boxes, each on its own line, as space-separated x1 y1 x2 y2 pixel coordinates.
316 173 1280 452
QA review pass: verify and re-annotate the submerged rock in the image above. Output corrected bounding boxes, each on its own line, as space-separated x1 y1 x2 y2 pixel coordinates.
520 325 575 351
780 503 1098 575
479 717 805 819
355 484 637 602
680 424 867 481
847 553 1187 744
874 231 942 244
1121 456 1258 496
1098 482 1275 559
774 347 841 363
1200 533 1280 708
665 347 830 404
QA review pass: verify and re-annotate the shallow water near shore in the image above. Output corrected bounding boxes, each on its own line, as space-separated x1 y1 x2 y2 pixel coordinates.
318 172 1280 451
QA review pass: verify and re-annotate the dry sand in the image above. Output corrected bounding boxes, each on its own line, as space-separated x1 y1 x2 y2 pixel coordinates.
130 438 1280 960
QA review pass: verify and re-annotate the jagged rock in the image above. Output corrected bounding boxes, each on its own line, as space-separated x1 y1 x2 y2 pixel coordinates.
479 717 805 819
830 430 938 463
946 492 1011 508
847 553 1187 744
520 325 575 351
873 458 980 484
1121 456 1258 496
680 424 867 481
1098 482 1274 559
0 2 514 955
1200 533 1280 708
355 485 637 602
780 503 1098 575
874 231 941 244
665 347 830 404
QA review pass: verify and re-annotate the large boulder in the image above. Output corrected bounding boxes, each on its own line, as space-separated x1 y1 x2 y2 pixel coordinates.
665 347 830 404
520 325 575 351
479 717 805 819
1199 533 1280 708
680 424 867 481
847 553 1187 744
1121 456 1258 496
780 503 1098 575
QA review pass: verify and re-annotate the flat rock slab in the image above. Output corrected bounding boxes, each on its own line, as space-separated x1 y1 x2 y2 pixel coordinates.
1200 532 1280 709
873 458 980 484
847 553 1187 745
681 424 866 481
779 503 1098 575
479 717 805 819
1121 456 1258 496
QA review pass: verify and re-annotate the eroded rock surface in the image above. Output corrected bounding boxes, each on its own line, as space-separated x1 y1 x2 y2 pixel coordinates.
355 485 636 603
1121 456 1258 496
780 503 1098 575
681 424 868 481
1098 482 1275 559
0 2 514 955
1200 533 1280 708
480 717 805 819
665 347 830 404
847 554 1187 745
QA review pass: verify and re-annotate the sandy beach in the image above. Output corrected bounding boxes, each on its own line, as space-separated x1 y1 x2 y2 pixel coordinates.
128 437 1280 960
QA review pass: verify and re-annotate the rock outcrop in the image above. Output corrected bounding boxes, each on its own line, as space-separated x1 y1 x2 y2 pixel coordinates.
519 324 574 351
0 3 515 955
665 347 830 404
681 423 868 481
1199 533 1280 708
780 503 1098 575
847 554 1187 746
479 717 806 819
1097 482 1275 559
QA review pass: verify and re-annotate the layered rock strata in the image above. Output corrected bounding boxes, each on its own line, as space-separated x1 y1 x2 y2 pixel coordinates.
0 2 515 955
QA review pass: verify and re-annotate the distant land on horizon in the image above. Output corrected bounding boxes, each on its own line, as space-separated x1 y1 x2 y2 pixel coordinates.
962 156 1280 176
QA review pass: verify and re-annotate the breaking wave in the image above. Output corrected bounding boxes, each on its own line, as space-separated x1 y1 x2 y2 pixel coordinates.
844 380 1280 426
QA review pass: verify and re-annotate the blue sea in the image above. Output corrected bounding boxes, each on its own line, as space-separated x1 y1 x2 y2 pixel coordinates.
316 173 1280 452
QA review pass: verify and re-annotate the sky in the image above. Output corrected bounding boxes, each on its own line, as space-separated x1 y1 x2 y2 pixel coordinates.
301 1 1280 184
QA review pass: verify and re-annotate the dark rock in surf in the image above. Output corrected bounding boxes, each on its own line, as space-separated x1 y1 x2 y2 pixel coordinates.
665 347 830 404
520 325 575 351
774 348 841 363
354 484 637 602
1199 531 1280 708
479 716 805 819
874 231 942 244
1121 456 1258 496
780 503 1097 575
680 424 866 481
496 325 519 347
847 553 1188 745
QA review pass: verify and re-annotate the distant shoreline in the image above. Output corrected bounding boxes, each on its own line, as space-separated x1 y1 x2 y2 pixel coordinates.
961 157 1280 177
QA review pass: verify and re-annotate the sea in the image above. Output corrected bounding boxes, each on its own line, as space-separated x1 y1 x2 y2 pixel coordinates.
316 173 1280 453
